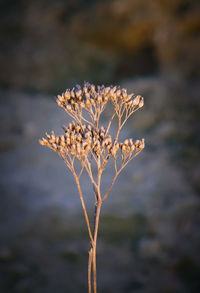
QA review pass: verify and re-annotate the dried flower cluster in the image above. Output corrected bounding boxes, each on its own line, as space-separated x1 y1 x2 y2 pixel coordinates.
56 82 144 127
40 124 144 160
39 82 145 293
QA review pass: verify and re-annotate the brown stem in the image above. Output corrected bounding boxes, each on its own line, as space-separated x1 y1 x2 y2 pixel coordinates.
88 248 93 293
92 200 102 293
73 174 94 245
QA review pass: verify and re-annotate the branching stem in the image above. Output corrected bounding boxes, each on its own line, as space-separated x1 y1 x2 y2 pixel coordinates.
40 83 144 293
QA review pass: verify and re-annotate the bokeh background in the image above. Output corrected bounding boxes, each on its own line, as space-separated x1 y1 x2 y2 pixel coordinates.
0 0 200 292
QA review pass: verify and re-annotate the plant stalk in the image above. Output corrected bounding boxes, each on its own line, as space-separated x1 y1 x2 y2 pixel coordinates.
88 248 93 293
88 199 102 293
92 200 102 293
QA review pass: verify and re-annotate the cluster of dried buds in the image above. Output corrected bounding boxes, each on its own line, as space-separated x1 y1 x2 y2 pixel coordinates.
39 121 144 159
40 82 145 180
57 83 108 110
56 82 144 121
120 138 144 153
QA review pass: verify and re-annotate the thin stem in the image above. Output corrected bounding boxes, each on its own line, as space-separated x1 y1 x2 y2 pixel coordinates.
102 172 119 202
120 106 140 130
73 173 94 245
84 157 98 189
101 116 121 172
114 157 118 173
92 199 102 293
88 248 93 293
105 112 116 136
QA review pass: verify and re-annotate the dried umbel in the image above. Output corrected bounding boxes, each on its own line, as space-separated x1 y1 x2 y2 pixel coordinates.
39 82 144 293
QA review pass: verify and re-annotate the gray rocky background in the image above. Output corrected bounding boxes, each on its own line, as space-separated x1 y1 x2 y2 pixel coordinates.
0 0 200 292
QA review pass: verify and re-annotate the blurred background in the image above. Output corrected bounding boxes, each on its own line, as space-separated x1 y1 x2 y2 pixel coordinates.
0 0 200 292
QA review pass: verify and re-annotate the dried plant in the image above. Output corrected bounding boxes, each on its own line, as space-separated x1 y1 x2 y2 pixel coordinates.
39 82 144 293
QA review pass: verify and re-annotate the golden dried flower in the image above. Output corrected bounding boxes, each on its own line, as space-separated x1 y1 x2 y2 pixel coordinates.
39 82 145 293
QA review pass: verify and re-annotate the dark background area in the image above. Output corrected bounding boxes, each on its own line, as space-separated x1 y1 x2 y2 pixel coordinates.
0 0 200 292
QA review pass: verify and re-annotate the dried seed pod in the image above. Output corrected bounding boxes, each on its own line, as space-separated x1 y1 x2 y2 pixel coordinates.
71 144 76 154
82 125 86 131
75 126 81 133
45 132 51 139
71 89 75 98
121 144 126 152
84 132 90 139
104 138 108 146
138 97 144 108
129 139 133 146
82 141 88 149
77 143 81 154
127 94 133 101
64 91 70 100
66 138 71 145
126 146 130 152
61 135 65 142
91 99 95 106
86 99 91 107
66 105 72 111
39 138 48 145
116 89 121 98
57 94 63 100
77 134 82 142
111 93 117 101
100 132 105 140
97 95 102 103
55 137 59 144
107 136 112 144
52 143 57 150
85 92 90 100
130 145 135 152
51 131 55 140
90 84 95 92
138 138 145 149
83 145 89 152
57 100 62 107
75 89 82 98
107 145 112 151
111 147 116 157
121 88 127 99
132 95 141 107
134 140 140 148
124 139 129 146
104 87 110 95
127 101 133 107
104 96 108 102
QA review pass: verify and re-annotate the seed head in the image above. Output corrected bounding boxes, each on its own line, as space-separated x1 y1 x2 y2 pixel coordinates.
40 83 145 172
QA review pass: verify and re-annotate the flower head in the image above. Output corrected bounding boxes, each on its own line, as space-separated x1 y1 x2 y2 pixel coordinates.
40 82 144 173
